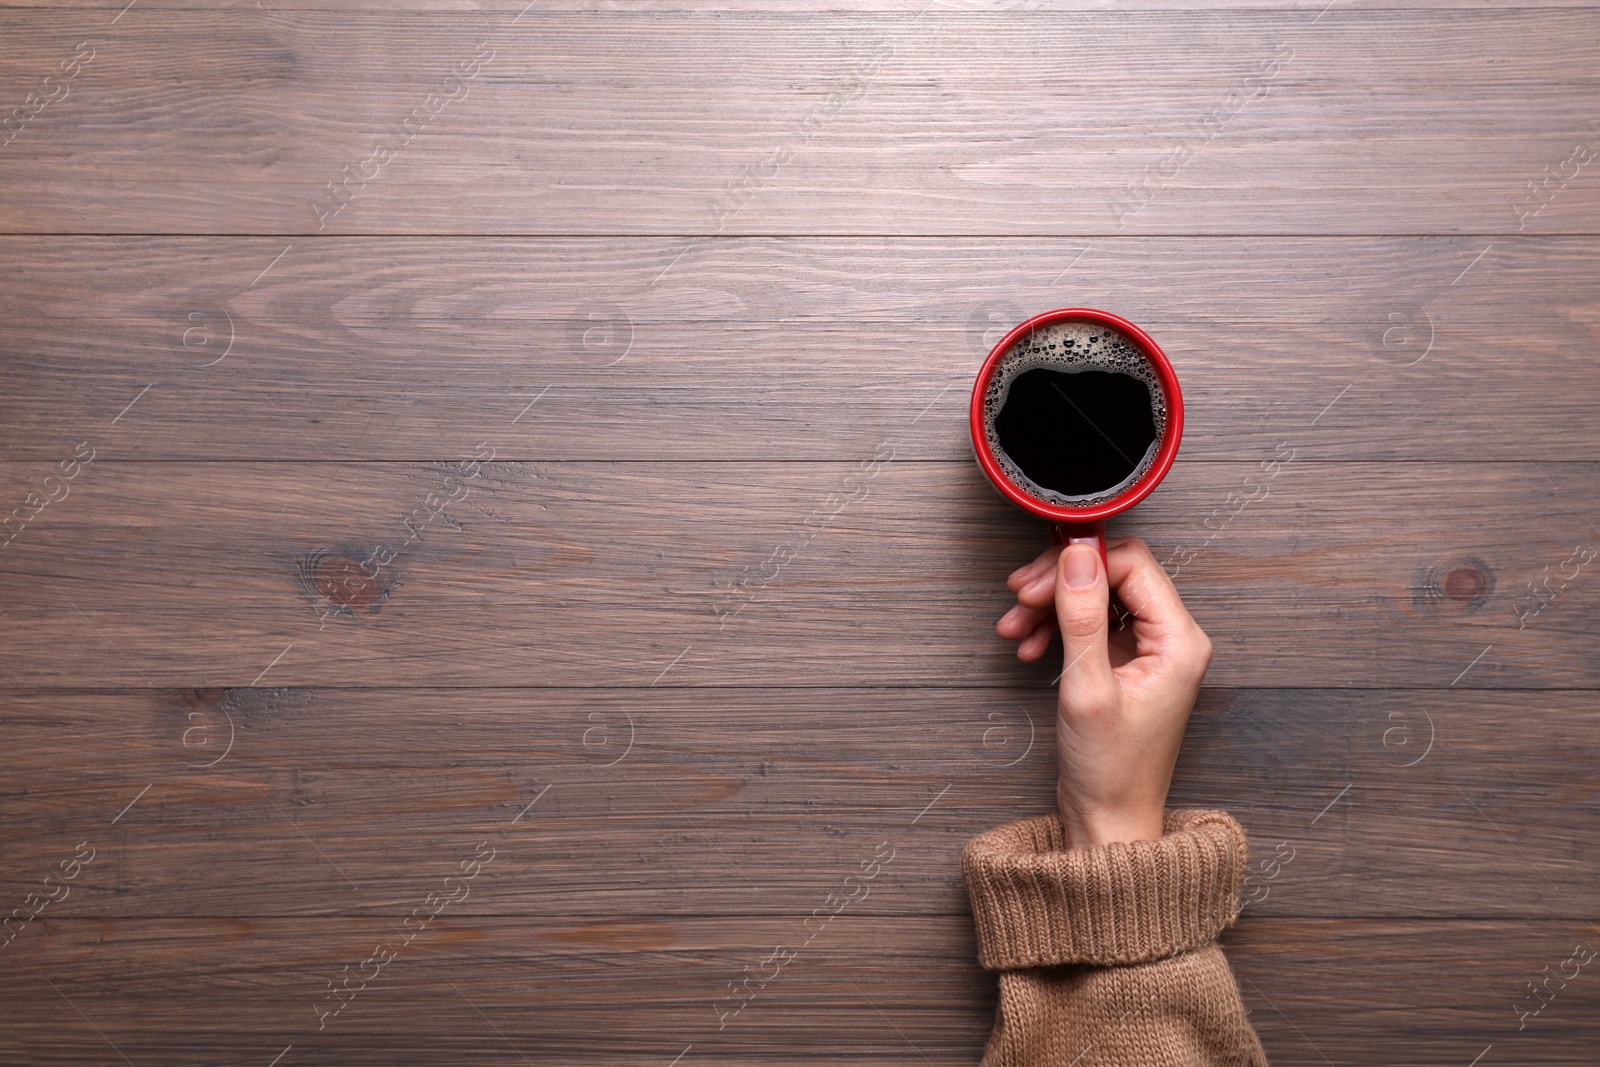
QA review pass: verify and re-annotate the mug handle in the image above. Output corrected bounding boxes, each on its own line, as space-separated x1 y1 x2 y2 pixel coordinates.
1049 519 1107 572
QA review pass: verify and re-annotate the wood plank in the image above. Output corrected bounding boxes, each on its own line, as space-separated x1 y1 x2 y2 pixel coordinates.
0 688 1593 917
0 3 1594 1064
1 236 1595 462
1 460 1594 687
0 917 1595 1065
1228 921 1600 1067
2 11 1598 234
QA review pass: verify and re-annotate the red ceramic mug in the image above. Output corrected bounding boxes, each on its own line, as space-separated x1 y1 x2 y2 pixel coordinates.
969 308 1184 568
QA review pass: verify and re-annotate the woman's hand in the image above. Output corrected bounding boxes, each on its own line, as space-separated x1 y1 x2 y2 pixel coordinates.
996 537 1213 849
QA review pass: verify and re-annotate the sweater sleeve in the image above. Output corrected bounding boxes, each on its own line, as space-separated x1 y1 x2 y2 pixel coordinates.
961 809 1268 1067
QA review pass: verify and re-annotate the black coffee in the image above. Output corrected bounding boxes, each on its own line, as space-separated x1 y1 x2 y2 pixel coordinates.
981 321 1165 507
995 368 1155 497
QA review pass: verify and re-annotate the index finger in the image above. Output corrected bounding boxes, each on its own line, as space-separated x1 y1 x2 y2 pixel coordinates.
1007 544 1062 592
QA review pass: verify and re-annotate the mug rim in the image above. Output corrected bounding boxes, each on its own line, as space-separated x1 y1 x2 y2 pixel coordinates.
968 307 1184 523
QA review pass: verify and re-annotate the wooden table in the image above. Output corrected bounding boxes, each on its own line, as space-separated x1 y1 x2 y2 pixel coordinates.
1 2 1596 1064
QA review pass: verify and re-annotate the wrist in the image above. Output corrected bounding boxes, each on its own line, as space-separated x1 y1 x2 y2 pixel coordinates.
1055 786 1166 849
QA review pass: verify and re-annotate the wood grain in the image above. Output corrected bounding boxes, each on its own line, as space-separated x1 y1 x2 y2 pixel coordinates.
0 917 1596 1066
2 2 1596 1064
2 11 1598 235
0 687 1593 918
0 460 1593 688
0 236 1594 462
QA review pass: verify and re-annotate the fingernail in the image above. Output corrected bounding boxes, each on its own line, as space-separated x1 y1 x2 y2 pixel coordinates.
1064 544 1099 590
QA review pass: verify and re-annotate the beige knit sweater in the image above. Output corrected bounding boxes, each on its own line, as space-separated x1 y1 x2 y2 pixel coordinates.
962 809 1268 1066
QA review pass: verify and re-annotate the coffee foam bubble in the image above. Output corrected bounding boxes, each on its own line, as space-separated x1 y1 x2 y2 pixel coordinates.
982 320 1167 508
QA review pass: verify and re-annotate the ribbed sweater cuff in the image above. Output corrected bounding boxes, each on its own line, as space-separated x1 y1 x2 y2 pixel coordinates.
961 808 1249 970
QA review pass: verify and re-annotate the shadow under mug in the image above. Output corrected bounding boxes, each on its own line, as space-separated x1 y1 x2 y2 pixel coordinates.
969 307 1184 569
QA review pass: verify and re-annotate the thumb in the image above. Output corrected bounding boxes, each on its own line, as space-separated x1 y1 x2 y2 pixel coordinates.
1055 542 1117 711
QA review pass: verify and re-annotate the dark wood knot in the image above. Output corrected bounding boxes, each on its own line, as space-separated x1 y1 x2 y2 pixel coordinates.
296 548 393 618
1415 556 1495 614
